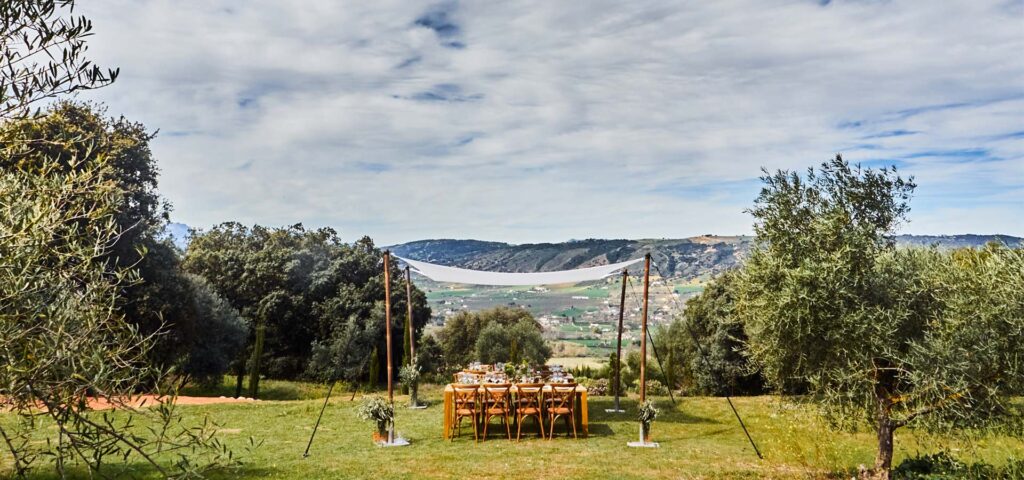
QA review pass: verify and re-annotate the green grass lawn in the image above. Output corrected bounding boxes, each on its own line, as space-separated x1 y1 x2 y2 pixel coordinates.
3 385 1019 479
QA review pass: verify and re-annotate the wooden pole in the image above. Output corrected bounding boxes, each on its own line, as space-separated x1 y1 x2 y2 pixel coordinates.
384 251 393 406
640 253 651 403
613 269 628 411
405 265 415 362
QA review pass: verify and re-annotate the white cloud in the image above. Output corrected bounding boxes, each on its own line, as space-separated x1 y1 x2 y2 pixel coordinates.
78 0 1024 243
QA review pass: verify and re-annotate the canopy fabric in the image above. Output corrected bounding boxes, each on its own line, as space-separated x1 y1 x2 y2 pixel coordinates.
394 255 642 286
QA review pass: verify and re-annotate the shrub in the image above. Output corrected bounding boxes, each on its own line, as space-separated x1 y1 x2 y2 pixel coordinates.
890 451 1024 479
587 378 609 396
633 379 669 396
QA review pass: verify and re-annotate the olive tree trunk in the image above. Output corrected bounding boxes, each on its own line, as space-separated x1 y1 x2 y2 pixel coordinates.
874 415 895 480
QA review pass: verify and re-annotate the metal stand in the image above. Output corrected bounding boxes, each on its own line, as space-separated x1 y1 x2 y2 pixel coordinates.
627 424 659 448
378 425 410 447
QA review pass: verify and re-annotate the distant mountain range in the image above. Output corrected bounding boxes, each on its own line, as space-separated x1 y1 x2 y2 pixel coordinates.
390 234 1023 281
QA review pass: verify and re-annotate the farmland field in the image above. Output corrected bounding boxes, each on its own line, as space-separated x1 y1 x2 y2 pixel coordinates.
420 276 702 358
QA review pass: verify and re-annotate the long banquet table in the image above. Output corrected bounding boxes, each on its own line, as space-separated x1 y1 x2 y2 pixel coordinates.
442 384 588 439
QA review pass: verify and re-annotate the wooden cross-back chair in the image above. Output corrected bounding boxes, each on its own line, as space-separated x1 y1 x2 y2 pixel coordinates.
546 383 578 440
480 383 513 441
451 384 480 442
514 383 545 441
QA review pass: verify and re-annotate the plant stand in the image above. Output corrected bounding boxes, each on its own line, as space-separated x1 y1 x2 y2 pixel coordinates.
606 390 625 413
627 424 659 448
378 426 410 447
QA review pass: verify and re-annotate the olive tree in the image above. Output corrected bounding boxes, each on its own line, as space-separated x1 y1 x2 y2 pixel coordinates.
737 155 1023 478
0 162 242 478
1 0 118 119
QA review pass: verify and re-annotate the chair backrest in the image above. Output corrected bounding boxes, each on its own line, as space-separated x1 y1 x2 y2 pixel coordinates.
481 383 512 409
452 384 479 408
516 383 544 410
548 383 577 411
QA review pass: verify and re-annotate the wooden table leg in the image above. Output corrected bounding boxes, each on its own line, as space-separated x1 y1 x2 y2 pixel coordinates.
443 389 453 440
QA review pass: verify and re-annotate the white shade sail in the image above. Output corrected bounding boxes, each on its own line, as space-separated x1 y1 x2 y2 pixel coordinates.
394 255 642 286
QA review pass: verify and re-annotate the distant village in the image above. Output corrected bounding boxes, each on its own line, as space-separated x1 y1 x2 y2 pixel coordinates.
426 279 694 357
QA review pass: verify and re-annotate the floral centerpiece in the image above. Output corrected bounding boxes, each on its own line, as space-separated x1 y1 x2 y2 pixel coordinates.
356 396 394 442
637 400 659 442
399 362 422 407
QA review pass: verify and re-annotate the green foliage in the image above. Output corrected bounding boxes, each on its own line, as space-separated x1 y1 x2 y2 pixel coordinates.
657 271 765 396
623 350 643 390
474 315 552 365
0 160 241 477
635 379 669 396
356 396 394 434
0 0 118 119
179 274 248 385
184 226 431 385
437 306 538 370
587 378 609 396
399 362 422 406
248 324 266 398
637 400 659 429
892 451 1024 480
0 101 217 375
414 334 445 382
368 346 381 390
603 351 626 396
737 155 1023 475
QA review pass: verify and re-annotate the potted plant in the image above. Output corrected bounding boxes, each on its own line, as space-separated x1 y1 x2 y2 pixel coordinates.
399 362 422 408
637 400 659 443
356 396 394 443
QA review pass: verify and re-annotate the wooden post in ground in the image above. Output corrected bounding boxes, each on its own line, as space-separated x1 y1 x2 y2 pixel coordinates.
612 269 628 412
384 251 393 406
640 253 651 404
405 265 415 362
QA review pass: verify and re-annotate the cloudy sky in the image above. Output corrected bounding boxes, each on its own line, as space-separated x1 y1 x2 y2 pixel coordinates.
78 0 1023 244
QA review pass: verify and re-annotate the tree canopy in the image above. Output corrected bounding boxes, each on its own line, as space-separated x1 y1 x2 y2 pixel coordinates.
183 225 431 388
657 270 765 396
737 155 1023 478
436 306 543 371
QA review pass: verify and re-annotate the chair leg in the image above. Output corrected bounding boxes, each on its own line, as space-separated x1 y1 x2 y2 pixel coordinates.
538 414 545 439
516 414 522 442
504 413 511 440
482 414 489 442
548 415 556 440
570 411 577 439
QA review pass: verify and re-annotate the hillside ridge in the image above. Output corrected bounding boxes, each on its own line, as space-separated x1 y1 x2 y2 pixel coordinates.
390 234 1022 280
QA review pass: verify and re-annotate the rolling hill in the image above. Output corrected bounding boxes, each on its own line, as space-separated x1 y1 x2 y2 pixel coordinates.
390 234 1022 281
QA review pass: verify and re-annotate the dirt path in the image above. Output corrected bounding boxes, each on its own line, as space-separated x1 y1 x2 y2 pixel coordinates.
2 395 260 412
87 395 259 410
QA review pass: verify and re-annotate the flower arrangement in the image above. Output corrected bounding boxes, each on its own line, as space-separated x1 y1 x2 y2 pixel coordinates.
399 362 422 407
637 400 659 437
356 396 394 438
